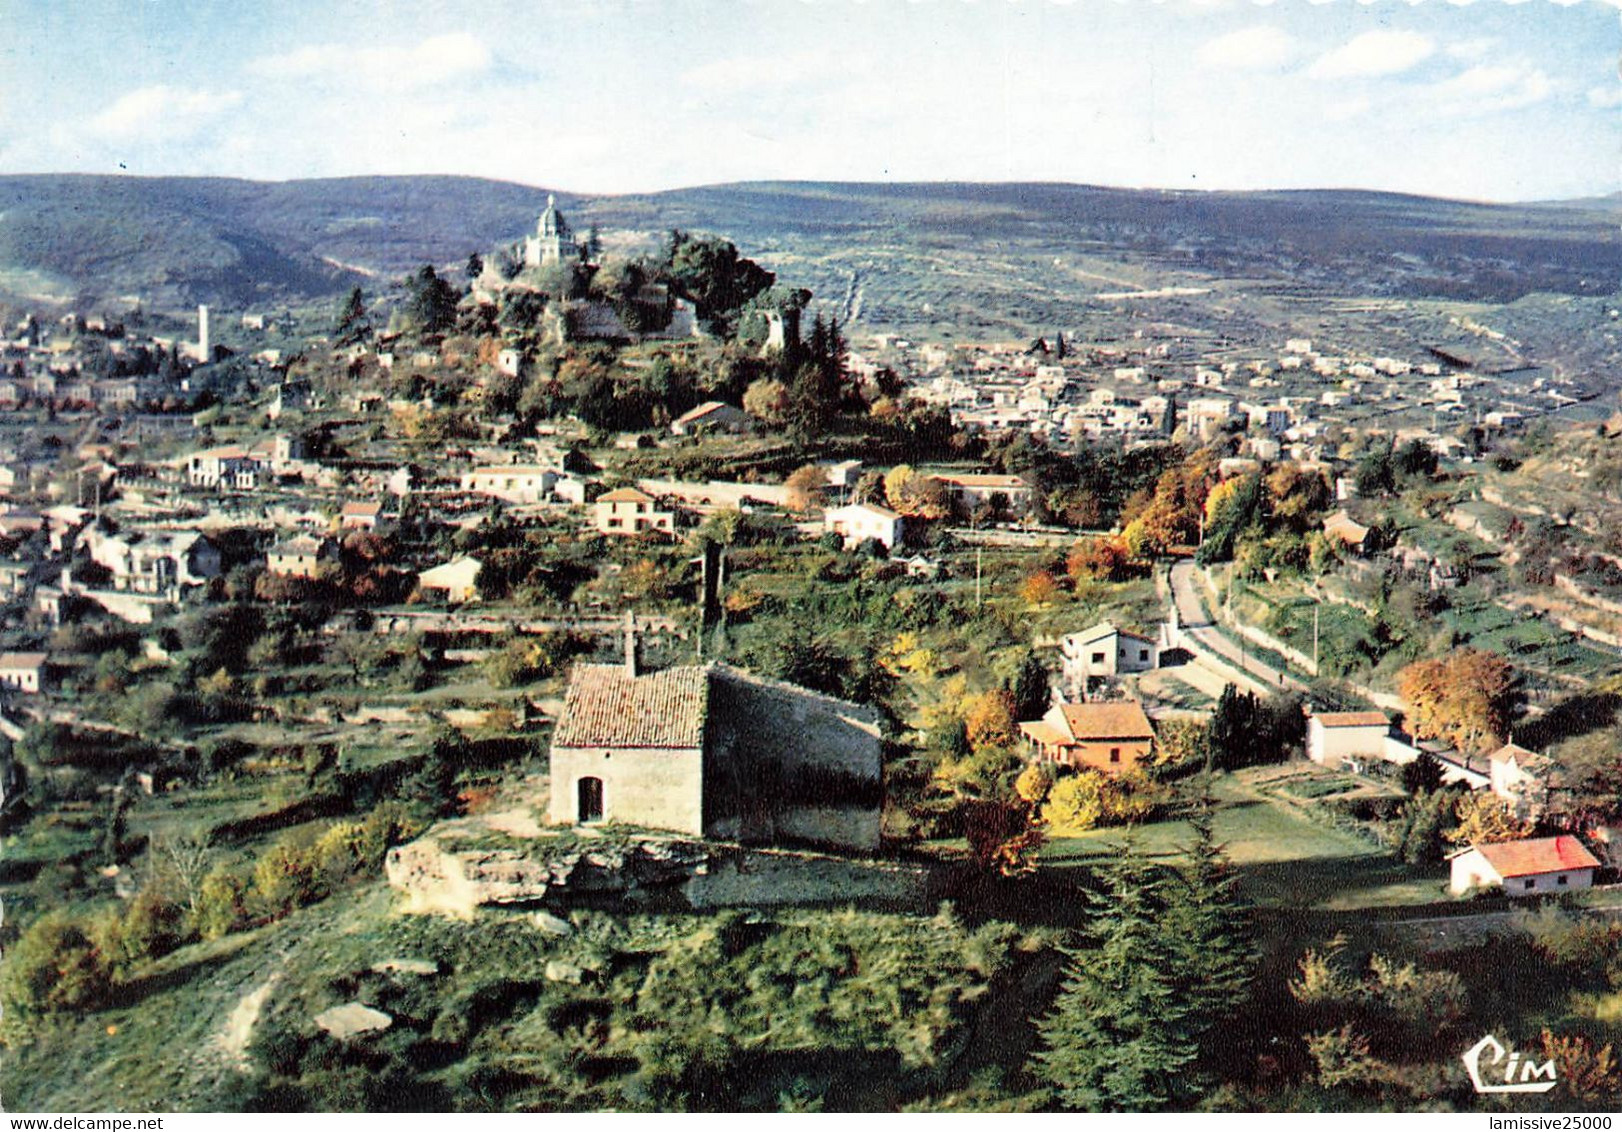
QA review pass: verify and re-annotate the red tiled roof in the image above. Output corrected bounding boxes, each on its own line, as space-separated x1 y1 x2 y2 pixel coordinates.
551 664 708 749
597 487 654 503
1057 701 1155 741
1019 719 1069 747
1475 835 1600 878
1314 711 1389 729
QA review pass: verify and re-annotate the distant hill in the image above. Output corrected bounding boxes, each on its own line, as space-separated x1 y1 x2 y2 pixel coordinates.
0 174 1617 318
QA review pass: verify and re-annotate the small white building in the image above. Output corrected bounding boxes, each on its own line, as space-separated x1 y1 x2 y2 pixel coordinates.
417 556 483 604
1488 742 1553 821
823 503 904 550
461 465 559 505
339 501 384 532
1305 710 1391 767
0 652 47 693
1449 836 1600 897
1059 622 1159 693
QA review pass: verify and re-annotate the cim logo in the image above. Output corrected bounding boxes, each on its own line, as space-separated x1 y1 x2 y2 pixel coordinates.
1462 1035 1558 1095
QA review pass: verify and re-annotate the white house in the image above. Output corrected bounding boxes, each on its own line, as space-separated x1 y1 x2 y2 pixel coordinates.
930 473 1035 515
339 501 384 532
0 652 48 693
417 556 483 604
84 525 222 595
1305 710 1391 768
823 503 904 550
1449 835 1600 897
461 465 558 505
1488 742 1553 821
1059 622 1159 693
593 488 675 537
187 446 264 490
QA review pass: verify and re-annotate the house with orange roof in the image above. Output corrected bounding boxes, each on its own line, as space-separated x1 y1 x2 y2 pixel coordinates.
1448 835 1600 897
1018 699 1155 774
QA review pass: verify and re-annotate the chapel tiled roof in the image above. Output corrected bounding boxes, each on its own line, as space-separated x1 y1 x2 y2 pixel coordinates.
551 663 708 749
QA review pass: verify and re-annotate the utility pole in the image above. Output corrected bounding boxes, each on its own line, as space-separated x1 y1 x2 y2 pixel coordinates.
975 542 983 608
1313 605 1320 675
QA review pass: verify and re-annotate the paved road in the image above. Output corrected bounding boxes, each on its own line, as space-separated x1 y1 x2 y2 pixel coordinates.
1167 559 1308 696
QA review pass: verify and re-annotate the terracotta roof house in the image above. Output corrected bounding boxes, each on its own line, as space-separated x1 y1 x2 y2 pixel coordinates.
547 660 883 851
1323 509 1372 554
266 534 338 579
931 472 1035 515
1019 699 1155 774
1449 835 1601 897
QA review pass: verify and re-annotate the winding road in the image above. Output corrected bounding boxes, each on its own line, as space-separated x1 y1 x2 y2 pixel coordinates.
1167 559 1309 697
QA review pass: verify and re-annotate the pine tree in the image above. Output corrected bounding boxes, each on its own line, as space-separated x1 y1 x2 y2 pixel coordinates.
1166 813 1256 1073
1032 850 1200 1110
334 286 370 347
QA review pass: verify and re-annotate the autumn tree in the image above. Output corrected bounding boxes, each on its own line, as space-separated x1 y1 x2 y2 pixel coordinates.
883 465 950 520
1447 791 1533 846
784 464 830 512
1397 649 1519 754
1067 536 1133 584
965 690 1020 751
1020 569 1059 607
1539 1029 1618 1106
742 377 790 426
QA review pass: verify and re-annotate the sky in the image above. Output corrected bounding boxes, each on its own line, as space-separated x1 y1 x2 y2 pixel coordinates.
0 0 1617 203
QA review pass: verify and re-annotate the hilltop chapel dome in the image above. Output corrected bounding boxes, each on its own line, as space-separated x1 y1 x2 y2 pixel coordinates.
524 194 577 268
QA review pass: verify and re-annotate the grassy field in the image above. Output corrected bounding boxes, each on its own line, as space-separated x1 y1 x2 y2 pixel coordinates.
1041 765 1446 910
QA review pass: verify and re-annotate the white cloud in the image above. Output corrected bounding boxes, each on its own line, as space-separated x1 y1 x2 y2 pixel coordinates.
1588 84 1622 109
1196 26 1295 70
1307 30 1435 79
1429 63 1553 114
1324 95 1372 122
1446 38 1495 60
680 51 833 93
250 33 490 92
87 86 242 140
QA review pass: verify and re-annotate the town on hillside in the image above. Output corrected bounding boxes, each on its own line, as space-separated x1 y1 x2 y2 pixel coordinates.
5 192 1622 1114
